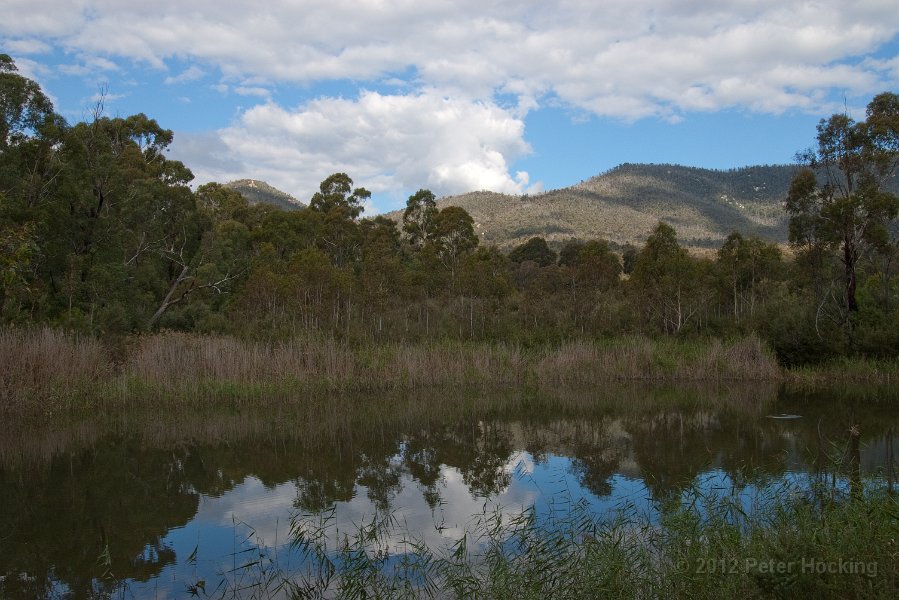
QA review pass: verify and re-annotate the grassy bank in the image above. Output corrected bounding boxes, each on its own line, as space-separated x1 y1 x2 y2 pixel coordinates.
786 356 899 385
7 325 899 418
1 327 781 416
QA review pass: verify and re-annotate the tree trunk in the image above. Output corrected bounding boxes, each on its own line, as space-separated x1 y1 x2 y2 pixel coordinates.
148 264 190 328
844 239 858 312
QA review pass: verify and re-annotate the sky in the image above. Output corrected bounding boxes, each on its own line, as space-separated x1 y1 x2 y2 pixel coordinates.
2 1 899 214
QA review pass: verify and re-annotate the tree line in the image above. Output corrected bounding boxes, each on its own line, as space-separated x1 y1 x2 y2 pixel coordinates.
2 54 898 365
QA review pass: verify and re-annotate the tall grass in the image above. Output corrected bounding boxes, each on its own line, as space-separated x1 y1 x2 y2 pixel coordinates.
535 335 781 385
0 327 110 415
787 356 899 386
0 326 784 415
123 332 782 390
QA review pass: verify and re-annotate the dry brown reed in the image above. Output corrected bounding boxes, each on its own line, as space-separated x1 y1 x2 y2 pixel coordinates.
534 335 781 385
0 327 110 413
126 332 533 391
2 327 783 416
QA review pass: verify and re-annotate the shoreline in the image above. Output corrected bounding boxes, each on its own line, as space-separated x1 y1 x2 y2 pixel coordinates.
3 326 898 418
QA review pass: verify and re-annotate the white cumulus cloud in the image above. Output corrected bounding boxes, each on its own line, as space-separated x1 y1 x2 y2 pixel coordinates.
4 0 899 199
171 91 538 211
164 65 204 85
2 0 897 118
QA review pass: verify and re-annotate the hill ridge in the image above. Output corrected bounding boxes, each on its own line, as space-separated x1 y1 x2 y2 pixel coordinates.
387 163 802 249
225 178 306 211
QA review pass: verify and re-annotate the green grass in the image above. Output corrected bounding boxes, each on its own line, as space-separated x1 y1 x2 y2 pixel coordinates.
787 356 899 385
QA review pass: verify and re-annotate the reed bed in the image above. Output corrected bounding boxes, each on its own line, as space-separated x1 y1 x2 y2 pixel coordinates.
125 332 780 390
0 326 791 416
787 356 899 386
0 327 111 415
534 335 781 385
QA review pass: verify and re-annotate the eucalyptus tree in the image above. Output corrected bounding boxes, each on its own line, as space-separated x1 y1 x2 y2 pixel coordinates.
508 237 556 267
716 232 782 320
402 188 438 249
786 93 899 338
309 172 370 267
0 55 66 319
630 222 701 334
429 205 478 287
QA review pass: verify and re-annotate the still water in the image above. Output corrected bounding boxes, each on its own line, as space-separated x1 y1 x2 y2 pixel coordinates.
1 383 897 598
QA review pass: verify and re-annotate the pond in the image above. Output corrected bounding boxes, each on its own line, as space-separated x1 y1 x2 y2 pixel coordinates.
1 383 897 598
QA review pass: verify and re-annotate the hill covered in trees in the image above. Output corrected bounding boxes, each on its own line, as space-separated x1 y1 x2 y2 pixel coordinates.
224 179 305 210
392 164 799 250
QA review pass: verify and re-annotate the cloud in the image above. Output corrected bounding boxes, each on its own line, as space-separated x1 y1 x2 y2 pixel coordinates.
234 86 270 97
2 1 897 119
170 91 536 211
2 38 52 55
6 1 899 201
57 55 120 77
164 65 204 85
88 91 127 104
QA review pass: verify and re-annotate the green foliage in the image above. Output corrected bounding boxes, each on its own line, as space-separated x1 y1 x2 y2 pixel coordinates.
309 172 369 219
630 223 705 334
283 482 898 599
509 237 557 266
402 188 438 248
787 95 899 322
430 205 479 279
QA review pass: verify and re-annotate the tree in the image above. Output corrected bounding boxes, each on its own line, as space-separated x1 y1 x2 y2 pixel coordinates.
402 189 437 249
195 182 248 223
0 54 60 152
309 172 369 219
716 232 781 320
359 216 407 322
429 206 478 286
458 246 513 299
787 93 899 331
52 112 205 330
309 173 369 267
508 237 556 267
558 240 585 268
630 222 701 334
0 56 65 319
576 240 622 290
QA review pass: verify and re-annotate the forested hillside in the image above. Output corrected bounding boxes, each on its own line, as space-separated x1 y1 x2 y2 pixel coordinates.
409 164 803 250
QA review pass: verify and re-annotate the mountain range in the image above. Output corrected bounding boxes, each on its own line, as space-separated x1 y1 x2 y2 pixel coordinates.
230 164 899 250
388 163 801 250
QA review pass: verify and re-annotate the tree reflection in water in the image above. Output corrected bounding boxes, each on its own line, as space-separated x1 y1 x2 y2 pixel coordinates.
1 382 897 597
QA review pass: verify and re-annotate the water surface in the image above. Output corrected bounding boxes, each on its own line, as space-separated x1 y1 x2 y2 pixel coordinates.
1 383 896 598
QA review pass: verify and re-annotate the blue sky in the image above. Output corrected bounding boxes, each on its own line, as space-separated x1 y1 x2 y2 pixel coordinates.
3 1 898 214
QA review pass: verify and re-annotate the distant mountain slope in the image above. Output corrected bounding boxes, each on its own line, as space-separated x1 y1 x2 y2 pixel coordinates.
225 179 305 211
401 164 804 250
